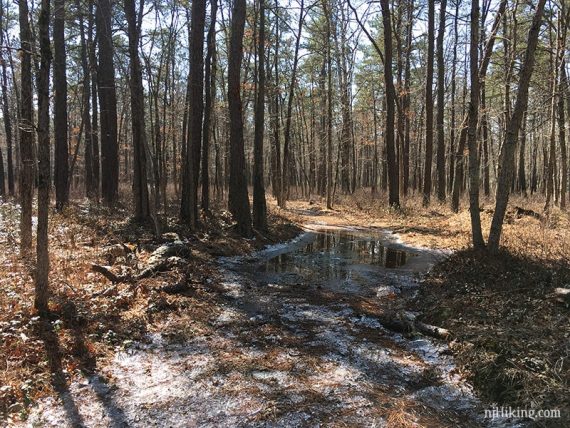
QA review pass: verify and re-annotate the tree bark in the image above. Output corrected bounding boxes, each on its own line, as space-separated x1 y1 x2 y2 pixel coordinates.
53 0 68 210
181 0 205 227
228 0 252 236
436 0 447 202
201 0 218 212
97 0 119 205
253 0 267 231
380 0 399 208
18 0 34 255
36 0 51 315
0 1 13 196
488 0 546 253
124 0 150 222
467 0 484 249
422 0 435 206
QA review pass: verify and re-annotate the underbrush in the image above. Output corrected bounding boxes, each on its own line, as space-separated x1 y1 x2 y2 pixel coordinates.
0 198 300 422
280 191 570 424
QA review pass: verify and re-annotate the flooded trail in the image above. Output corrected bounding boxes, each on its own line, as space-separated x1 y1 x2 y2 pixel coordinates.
23 227 515 427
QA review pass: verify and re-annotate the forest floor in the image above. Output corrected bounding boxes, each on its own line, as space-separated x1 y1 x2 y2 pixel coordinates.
0 192 568 426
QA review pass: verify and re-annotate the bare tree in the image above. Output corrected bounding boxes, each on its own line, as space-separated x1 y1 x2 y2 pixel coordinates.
18 0 34 255
228 0 252 236
53 0 68 210
253 0 267 230
488 0 546 253
36 0 51 314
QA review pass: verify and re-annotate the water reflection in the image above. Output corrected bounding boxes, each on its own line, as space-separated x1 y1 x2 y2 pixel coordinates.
258 230 412 293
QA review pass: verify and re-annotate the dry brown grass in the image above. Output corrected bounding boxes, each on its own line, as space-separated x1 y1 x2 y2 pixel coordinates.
0 198 300 422
273 191 570 424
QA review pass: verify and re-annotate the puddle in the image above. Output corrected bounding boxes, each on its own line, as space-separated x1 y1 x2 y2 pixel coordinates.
21 227 524 427
252 229 420 296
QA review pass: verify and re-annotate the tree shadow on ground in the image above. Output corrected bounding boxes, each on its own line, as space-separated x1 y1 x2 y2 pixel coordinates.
38 296 129 427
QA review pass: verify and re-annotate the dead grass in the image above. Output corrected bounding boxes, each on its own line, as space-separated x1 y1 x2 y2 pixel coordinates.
274 191 570 424
0 198 300 422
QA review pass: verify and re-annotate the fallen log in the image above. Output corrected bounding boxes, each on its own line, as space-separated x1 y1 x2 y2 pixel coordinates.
375 312 451 340
91 264 130 283
553 287 570 305
91 241 191 285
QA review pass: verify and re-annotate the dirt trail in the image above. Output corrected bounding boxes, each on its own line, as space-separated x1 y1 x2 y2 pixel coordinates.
20 227 520 427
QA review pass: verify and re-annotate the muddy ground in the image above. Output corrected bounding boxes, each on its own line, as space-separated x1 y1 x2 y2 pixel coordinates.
18 226 520 427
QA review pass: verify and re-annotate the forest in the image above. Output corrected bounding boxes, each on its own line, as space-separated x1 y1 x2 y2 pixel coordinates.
0 0 569 426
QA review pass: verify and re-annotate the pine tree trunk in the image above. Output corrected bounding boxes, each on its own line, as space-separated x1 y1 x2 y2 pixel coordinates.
124 0 150 222
0 2 13 197
253 0 267 231
36 0 51 315
18 0 34 256
380 0 399 208
228 0 252 236
488 0 546 253
436 0 447 202
53 0 68 210
467 0 484 249
201 0 217 212
180 0 205 227
422 0 435 206
97 0 118 205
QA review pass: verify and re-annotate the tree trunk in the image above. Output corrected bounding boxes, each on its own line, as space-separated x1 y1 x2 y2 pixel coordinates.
281 0 304 208
181 0 205 227
488 0 546 253
436 0 447 202
253 0 267 231
467 0 484 249
97 0 119 205
124 0 150 222
228 0 252 237
36 0 51 315
18 0 34 255
422 0 435 206
76 0 94 198
380 0 399 208
0 2 13 197
53 0 68 210
201 0 217 212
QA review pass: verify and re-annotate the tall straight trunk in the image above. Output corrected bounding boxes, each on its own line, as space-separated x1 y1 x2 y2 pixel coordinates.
18 0 34 255
181 0 205 227
380 0 399 208
545 13 567 210
270 0 282 202
0 2 13 196
467 0 484 249
488 0 546 253
481 81 491 196
422 0 435 206
228 0 252 236
450 0 507 212
36 0 51 314
436 0 447 201
97 0 118 205
281 0 304 207
77 0 93 198
253 0 267 230
323 0 333 209
517 112 527 195
559 64 567 209
53 0 68 210
88 0 99 200
201 0 217 212
124 0 150 221
448 0 459 194
402 0 413 196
